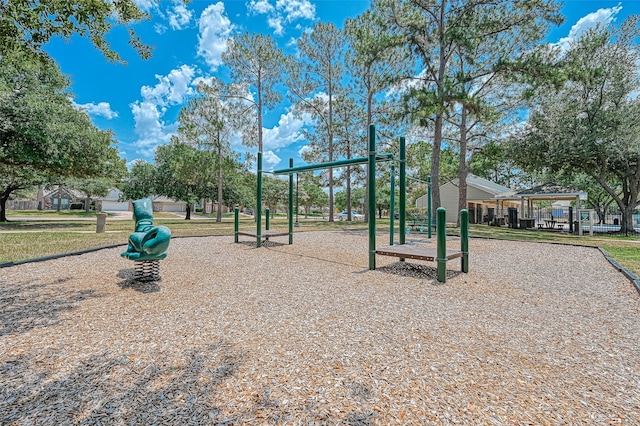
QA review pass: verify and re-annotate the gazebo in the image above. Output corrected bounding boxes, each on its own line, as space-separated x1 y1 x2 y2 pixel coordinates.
494 183 588 230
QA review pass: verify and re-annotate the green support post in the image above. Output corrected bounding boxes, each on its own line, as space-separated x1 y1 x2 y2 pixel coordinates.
399 137 406 246
234 207 239 243
288 158 294 244
256 152 263 248
436 207 447 283
427 176 432 239
368 124 376 270
390 163 395 246
461 209 469 273
265 208 270 231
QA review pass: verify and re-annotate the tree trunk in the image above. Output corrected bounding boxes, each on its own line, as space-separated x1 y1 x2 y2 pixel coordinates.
621 202 636 235
431 113 443 213
85 196 91 212
457 107 469 227
0 191 9 222
430 0 447 214
0 185 20 222
364 91 373 223
346 166 352 220
216 132 223 223
328 87 335 222
185 203 191 220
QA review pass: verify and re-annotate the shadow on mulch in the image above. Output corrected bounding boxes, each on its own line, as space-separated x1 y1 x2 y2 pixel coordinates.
0 277 102 336
237 240 288 248
116 269 161 293
376 261 462 284
0 342 245 424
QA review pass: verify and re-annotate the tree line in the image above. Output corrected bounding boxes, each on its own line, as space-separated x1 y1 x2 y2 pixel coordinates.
2 0 639 232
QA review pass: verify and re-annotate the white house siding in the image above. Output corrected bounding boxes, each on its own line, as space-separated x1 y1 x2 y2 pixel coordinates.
415 175 516 224
101 201 130 211
152 201 186 213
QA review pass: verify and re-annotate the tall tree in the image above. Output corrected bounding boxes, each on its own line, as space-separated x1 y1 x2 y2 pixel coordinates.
298 174 328 218
332 95 366 220
345 10 412 222
470 141 523 188
65 177 118 212
445 1 561 224
222 32 285 154
345 9 410 129
510 17 640 234
0 51 125 221
287 22 346 222
154 140 217 220
178 79 237 222
222 32 285 223
120 160 157 201
261 176 288 218
374 0 562 217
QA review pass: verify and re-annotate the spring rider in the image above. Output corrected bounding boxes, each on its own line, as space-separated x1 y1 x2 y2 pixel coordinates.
121 198 171 281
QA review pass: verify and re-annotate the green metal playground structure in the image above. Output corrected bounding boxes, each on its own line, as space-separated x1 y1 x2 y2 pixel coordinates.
234 125 469 283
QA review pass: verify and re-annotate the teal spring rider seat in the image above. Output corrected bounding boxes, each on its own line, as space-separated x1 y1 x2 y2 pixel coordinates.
121 198 171 281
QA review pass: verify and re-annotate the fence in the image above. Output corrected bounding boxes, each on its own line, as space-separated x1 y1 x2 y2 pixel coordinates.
532 204 640 233
6 200 38 210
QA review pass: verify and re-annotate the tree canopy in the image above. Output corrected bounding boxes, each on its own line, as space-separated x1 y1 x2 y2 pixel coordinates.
0 0 151 63
510 17 640 233
0 51 126 221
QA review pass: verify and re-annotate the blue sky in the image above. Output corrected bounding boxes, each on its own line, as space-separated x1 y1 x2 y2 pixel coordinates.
43 0 639 172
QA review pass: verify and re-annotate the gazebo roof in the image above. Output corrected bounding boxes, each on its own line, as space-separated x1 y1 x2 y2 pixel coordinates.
494 182 587 201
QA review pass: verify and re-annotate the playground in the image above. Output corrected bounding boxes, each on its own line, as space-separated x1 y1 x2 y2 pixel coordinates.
1 231 639 424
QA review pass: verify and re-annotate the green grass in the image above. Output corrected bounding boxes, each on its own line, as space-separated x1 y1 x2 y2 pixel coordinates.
6 209 99 218
600 246 640 277
2 215 639 277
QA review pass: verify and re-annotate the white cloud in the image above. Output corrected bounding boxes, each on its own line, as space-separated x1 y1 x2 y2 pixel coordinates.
154 23 167 34
73 101 118 119
298 145 312 156
168 2 193 30
276 0 315 22
555 4 623 51
247 0 274 15
197 2 233 70
246 0 315 36
129 101 175 158
132 0 158 13
262 150 281 171
129 66 200 158
286 36 297 47
263 111 314 150
268 16 284 36
140 64 197 106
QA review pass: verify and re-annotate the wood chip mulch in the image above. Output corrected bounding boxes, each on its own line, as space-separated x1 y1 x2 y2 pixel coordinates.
1 231 639 424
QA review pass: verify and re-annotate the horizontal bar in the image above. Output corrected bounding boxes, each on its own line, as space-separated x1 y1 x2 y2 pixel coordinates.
272 154 394 175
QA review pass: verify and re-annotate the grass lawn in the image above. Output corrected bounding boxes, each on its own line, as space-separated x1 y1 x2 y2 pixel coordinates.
1 212 639 277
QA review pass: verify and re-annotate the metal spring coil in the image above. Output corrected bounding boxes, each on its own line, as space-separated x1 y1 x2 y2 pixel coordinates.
134 260 161 282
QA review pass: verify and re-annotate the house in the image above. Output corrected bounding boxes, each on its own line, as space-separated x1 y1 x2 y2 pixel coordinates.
150 196 187 213
415 174 518 224
95 188 130 211
95 190 186 213
37 186 86 210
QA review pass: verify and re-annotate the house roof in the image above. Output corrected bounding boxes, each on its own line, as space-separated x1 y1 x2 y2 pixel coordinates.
515 182 587 199
42 187 86 198
495 182 587 201
464 174 513 196
150 195 184 203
